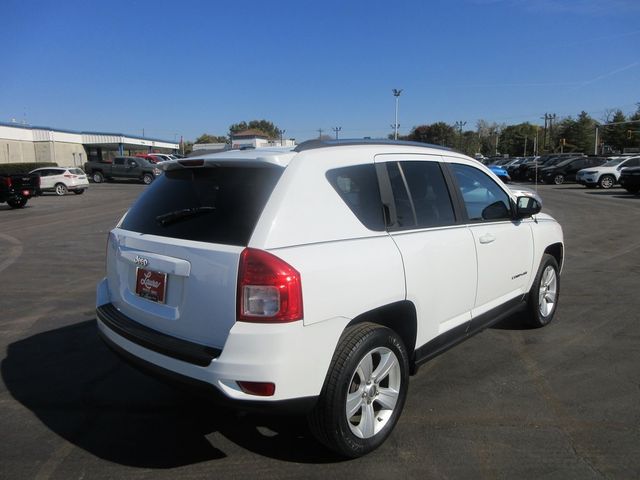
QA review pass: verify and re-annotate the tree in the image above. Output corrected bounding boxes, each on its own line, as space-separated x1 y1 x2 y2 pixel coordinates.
555 112 596 153
496 123 539 157
602 110 627 153
406 122 457 148
195 133 228 144
229 120 281 139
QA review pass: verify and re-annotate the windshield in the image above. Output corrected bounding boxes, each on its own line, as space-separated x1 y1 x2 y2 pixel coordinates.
601 158 624 167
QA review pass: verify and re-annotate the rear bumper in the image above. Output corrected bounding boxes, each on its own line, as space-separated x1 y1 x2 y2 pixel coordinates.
96 278 347 412
98 327 317 414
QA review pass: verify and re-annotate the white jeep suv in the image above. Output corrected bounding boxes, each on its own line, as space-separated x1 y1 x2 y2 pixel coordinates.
96 140 564 457
576 156 640 189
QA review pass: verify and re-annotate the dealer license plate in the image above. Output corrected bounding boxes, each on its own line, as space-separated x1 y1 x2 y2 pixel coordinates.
135 268 167 303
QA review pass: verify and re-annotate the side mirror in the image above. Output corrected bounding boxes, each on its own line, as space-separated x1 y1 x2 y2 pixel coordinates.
515 196 541 219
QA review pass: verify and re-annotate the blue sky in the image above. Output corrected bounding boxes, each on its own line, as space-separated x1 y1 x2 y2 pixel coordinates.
1 0 639 142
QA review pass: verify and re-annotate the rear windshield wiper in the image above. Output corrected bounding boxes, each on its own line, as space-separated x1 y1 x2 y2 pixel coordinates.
155 206 216 226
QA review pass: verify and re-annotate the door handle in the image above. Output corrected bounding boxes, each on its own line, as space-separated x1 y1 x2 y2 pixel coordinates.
478 233 496 244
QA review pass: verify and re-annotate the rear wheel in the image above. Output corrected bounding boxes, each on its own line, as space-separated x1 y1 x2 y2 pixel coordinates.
524 254 560 328
7 196 28 208
553 174 565 185
598 175 615 189
142 173 154 185
54 183 68 196
308 323 409 458
92 171 104 183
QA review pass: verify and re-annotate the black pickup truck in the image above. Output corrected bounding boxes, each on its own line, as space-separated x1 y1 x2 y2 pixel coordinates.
84 156 162 184
0 173 40 208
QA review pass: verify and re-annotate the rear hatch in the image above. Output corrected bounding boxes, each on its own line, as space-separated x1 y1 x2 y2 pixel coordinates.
106 162 284 349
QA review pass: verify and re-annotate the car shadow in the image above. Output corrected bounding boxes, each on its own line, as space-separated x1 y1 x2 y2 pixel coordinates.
585 190 640 198
1 320 341 467
490 311 537 331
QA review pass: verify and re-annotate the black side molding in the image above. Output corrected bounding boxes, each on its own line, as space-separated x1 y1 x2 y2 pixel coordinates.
97 303 221 367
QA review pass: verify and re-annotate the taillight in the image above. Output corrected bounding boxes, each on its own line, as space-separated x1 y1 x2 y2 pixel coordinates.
64 174 73 178
2 177 11 188
237 248 303 323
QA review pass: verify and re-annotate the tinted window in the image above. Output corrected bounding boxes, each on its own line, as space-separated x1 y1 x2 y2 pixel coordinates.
114 158 125 166
451 164 511 221
623 158 640 167
121 166 283 245
386 161 455 229
70 168 84 175
326 164 384 231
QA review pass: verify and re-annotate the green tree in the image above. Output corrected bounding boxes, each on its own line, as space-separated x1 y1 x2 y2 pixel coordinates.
497 123 539 157
406 122 457 148
602 110 627 153
556 111 596 153
195 133 228 144
229 120 281 139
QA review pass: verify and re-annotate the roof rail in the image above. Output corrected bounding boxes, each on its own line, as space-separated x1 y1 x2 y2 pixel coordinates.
293 138 453 152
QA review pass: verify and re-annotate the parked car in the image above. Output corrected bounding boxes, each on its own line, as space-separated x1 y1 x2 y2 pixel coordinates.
84 156 162 184
134 153 164 164
541 157 606 185
488 164 511 183
619 165 640 194
576 156 640 189
0 173 40 208
144 153 176 162
96 140 564 458
509 156 540 181
526 155 582 182
29 167 89 195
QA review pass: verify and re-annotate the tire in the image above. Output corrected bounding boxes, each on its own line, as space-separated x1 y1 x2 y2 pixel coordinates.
524 254 560 328
553 174 564 185
73 189 85 195
92 171 104 183
142 173 154 185
54 183 68 196
598 175 615 189
7 196 28 208
308 323 409 458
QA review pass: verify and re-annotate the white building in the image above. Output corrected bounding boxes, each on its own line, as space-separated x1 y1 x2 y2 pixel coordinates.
231 129 295 149
0 122 179 166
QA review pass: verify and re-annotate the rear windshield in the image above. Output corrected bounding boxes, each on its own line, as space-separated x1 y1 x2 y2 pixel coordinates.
69 168 85 175
121 165 283 245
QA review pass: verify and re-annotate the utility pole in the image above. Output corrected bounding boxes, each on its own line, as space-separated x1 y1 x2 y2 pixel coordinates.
594 125 599 155
317 128 324 139
549 114 557 151
392 89 402 140
277 129 285 146
523 135 528 156
454 121 467 150
541 114 548 151
332 126 342 140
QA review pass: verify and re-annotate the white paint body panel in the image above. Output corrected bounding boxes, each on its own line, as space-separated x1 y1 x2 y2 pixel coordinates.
98 143 564 403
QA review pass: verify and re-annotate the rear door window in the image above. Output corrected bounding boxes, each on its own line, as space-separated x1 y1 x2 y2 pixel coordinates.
385 161 456 229
121 165 283 245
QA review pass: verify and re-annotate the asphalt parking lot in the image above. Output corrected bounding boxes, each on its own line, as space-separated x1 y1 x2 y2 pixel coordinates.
1 182 639 479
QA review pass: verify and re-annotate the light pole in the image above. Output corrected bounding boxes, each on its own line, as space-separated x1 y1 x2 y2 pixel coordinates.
332 127 342 140
392 89 402 140
277 129 285 146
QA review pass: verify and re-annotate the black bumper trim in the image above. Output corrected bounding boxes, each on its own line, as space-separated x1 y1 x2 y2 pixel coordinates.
98 328 318 415
96 303 221 367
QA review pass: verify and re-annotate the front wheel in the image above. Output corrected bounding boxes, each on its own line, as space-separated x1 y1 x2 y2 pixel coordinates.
553 174 565 185
308 323 409 458
54 183 68 196
598 175 615 189
142 173 154 185
524 254 560 328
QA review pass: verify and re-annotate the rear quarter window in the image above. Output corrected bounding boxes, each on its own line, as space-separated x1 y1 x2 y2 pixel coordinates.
121 165 283 245
326 164 385 231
